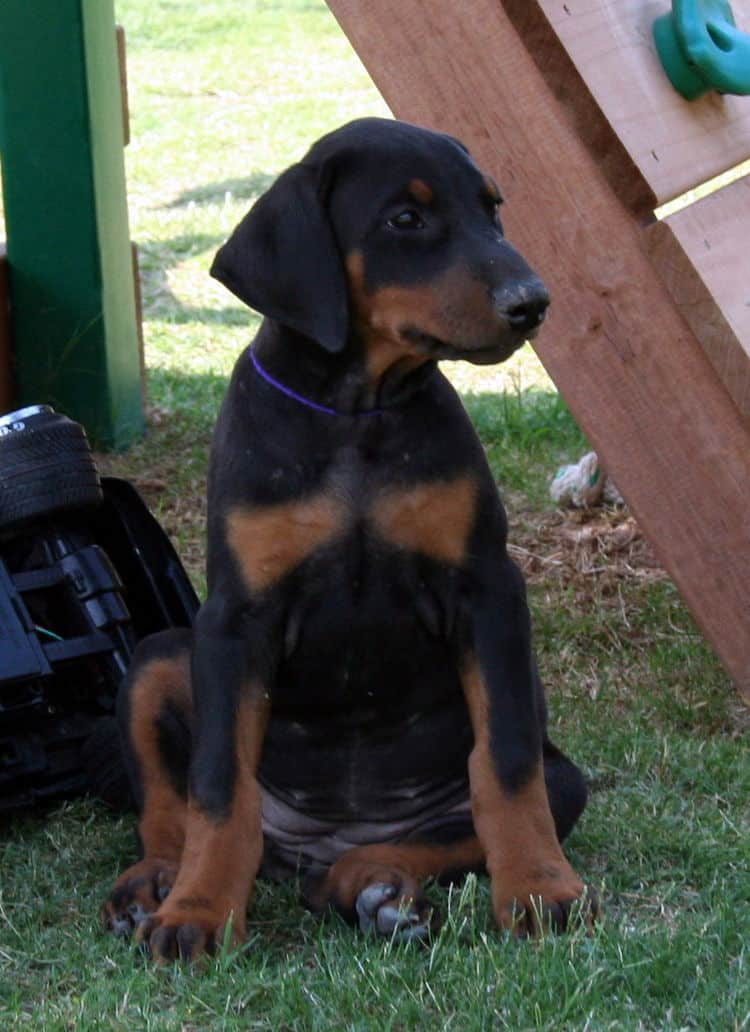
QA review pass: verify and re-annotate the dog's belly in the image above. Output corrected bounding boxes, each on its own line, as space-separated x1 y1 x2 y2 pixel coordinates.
259 690 472 821
258 563 472 826
258 775 472 877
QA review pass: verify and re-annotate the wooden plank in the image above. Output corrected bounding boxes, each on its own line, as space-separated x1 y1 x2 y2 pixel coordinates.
503 0 656 217
647 175 750 418
532 0 750 205
326 0 750 699
0 244 14 412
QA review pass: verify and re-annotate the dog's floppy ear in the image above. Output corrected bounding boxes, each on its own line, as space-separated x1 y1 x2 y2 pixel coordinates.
210 163 348 353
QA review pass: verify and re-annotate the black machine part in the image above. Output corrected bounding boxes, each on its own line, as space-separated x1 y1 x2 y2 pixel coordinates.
0 464 199 813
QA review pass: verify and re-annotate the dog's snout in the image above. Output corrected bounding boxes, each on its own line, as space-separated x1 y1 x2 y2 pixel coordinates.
493 280 550 334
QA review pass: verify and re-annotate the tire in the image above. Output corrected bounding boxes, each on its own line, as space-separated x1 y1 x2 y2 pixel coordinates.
80 716 135 811
0 406 102 532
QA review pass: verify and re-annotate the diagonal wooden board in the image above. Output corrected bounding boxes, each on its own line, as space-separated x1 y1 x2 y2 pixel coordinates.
646 175 750 418
326 0 750 700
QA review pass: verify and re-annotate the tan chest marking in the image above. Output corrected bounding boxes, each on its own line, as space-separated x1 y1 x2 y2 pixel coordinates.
226 494 347 592
370 475 477 563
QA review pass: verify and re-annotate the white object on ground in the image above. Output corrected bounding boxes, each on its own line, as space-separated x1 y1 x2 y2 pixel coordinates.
550 451 624 508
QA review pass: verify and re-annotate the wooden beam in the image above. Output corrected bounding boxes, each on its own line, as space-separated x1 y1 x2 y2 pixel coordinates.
502 0 656 218
326 0 750 699
535 0 750 206
646 175 750 418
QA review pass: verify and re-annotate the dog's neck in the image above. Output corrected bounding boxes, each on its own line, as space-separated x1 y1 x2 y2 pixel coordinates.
252 320 437 415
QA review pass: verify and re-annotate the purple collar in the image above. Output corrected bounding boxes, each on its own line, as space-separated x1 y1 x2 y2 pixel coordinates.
250 349 382 417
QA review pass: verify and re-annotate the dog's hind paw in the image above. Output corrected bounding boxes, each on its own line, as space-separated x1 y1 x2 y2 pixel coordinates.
355 881 433 942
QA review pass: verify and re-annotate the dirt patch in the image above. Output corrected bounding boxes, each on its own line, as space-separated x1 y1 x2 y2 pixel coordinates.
508 502 667 593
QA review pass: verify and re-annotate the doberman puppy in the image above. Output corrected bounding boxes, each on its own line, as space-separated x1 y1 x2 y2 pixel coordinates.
103 118 595 962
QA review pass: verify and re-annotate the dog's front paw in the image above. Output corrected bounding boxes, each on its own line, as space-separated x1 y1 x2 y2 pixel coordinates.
135 897 245 963
491 862 598 936
102 859 178 937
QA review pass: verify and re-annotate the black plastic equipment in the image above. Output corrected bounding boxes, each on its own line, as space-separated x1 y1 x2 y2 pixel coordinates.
0 406 199 812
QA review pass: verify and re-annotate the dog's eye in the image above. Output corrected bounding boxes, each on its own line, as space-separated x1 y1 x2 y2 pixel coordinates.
387 210 425 231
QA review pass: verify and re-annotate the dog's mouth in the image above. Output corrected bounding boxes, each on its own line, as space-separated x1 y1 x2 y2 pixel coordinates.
402 327 532 366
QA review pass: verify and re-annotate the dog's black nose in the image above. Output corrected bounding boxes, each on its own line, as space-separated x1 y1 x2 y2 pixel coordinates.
493 280 550 333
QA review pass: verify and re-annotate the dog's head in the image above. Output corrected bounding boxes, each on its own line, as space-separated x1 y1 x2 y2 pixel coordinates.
211 118 549 372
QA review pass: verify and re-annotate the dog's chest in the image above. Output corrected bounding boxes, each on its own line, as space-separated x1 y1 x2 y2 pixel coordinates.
225 445 478 596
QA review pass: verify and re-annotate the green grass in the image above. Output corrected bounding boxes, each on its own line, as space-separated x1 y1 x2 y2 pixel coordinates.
1 2 749 1029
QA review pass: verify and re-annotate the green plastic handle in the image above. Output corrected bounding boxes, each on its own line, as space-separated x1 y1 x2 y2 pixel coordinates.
654 0 750 100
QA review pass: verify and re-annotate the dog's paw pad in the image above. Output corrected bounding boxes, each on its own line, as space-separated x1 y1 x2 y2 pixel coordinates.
102 860 178 939
355 882 431 942
108 913 134 938
156 877 172 903
126 901 152 927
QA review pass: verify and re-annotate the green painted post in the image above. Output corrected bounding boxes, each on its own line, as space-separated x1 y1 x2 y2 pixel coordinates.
0 0 144 449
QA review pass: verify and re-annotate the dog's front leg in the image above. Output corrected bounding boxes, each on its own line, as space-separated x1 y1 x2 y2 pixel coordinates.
461 555 594 936
138 604 270 963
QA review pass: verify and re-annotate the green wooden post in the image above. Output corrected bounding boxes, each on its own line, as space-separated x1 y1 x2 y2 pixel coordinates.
0 0 144 449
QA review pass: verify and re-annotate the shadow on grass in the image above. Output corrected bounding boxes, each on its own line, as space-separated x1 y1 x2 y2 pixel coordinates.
140 368 583 453
146 367 230 432
462 389 587 498
137 230 249 326
462 390 585 452
146 301 250 328
131 367 587 505
165 172 277 209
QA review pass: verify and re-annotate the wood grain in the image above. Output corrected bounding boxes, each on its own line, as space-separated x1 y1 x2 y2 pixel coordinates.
646 175 750 418
535 0 750 205
325 0 750 699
